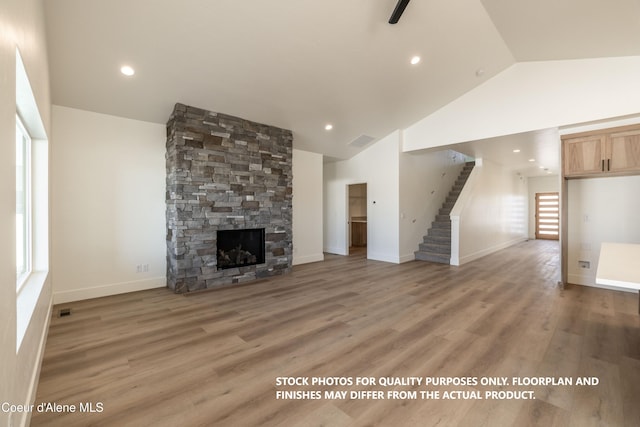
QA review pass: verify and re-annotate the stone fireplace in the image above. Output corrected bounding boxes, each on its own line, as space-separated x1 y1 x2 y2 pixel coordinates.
165 103 292 293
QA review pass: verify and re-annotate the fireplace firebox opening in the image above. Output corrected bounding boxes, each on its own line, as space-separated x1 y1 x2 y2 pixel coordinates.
217 228 266 270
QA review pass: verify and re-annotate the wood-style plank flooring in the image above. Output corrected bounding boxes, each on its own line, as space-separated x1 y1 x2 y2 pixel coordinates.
32 241 640 426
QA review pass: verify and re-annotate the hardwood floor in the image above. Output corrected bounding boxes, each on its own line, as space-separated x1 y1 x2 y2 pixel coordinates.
32 241 640 427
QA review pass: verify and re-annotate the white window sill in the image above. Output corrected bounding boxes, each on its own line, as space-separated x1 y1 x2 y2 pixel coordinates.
17 270 48 352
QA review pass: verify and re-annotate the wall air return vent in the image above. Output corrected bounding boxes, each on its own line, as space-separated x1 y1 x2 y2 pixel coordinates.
348 134 376 148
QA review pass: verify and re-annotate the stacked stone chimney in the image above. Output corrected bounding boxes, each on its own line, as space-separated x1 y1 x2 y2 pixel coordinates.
166 103 293 293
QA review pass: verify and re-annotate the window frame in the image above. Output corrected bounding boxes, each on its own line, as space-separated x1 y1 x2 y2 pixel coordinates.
16 113 32 291
15 47 50 352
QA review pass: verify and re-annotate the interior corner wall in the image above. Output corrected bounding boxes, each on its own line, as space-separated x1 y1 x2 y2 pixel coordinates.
51 106 166 304
457 159 528 264
0 1 52 427
323 130 401 263
566 175 640 290
292 149 324 265
399 149 466 262
527 175 560 239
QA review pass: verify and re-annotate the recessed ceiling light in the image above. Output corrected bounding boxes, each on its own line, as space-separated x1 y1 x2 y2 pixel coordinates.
539 166 545 169
528 158 535 162
410 56 421 65
324 124 333 131
120 65 135 76
513 149 521 153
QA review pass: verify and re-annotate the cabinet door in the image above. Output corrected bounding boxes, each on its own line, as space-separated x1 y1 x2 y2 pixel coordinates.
351 222 366 247
608 129 640 173
563 135 606 176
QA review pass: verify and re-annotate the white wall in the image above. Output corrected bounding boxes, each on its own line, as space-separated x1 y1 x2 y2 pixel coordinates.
292 149 324 265
51 106 166 303
0 1 52 426
399 149 466 262
452 158 528 264
567 175 640 290
527 175 560 239
403 57 640 151
324 130 400 262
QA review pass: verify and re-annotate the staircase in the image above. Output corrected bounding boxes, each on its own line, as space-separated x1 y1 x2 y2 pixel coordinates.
414 161 475 264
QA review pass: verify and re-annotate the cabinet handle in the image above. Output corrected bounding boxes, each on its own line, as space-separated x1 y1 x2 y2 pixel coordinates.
602 159 605 171
607 159 610 171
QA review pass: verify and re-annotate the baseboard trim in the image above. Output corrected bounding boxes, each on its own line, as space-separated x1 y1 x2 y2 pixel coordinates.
53 277 166 304
459 237 528 265
293 253 325 266
367 252 400 264
323 246 348 256
19 293 53 427
567 273 592 287
399 253 416 263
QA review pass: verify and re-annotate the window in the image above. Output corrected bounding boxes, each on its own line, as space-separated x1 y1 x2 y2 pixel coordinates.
16 115 32 289
16 47 49 352
535 192 559 240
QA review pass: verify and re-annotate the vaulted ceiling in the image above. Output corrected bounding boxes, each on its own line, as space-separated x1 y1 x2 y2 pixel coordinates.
44 0 640 171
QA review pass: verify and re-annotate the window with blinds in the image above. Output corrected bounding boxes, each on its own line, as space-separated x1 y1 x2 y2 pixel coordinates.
535 192 559 240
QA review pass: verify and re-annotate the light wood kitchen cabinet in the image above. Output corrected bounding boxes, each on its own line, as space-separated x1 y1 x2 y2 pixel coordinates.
563 134 606 176
562 124 640 178
609 128 640 173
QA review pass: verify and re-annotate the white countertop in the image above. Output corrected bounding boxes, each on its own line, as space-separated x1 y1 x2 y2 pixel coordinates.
596 242 640 291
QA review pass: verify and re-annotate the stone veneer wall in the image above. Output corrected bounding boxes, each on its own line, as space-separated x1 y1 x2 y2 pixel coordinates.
166 103 293 293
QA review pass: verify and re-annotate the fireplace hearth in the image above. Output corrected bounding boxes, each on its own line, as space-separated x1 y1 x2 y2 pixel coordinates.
217 229 265 270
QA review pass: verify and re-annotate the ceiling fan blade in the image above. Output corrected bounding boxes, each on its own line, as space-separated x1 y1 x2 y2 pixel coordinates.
389 0 411 24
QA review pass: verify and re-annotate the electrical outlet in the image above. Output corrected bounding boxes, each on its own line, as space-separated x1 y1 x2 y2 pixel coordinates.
143 264 149 272
136 264 142 273
578 260 590 269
